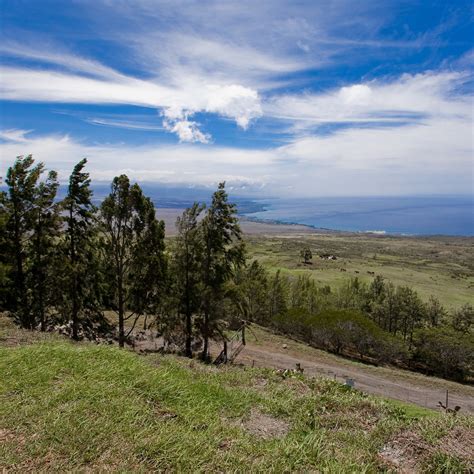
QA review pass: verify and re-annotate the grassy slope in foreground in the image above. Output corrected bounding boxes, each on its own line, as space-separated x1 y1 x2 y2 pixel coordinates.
1 339 473 472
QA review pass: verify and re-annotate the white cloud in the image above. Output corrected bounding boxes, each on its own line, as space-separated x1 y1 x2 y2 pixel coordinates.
0 59 263 142
265 71 472 127
163 118 211 144
1 110 472 196
0 129 33 143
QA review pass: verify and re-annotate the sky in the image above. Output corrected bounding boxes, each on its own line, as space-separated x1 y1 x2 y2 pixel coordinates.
0 0 473 197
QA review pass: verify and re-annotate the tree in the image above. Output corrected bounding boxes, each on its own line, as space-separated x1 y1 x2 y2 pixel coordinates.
199 182 245 360
396 286 426 343
29 169 60 331
59 159 101 339
172 203 205 357
100 175 166 347
4 156 45 328
425 296 446 327
0 188 11 310
452 303 473 334
300 247 312 264
268 270 288 321
412 327 474 381
234 259 269 324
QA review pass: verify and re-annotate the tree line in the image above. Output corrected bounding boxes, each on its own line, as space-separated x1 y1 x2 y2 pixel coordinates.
0 156 243 360
1 155 472 379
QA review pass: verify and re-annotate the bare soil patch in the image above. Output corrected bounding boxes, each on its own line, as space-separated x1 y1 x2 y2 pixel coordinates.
240 409 289 440
379 426 474 473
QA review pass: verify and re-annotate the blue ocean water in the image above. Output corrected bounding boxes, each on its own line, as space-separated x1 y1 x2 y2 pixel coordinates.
243 196 474 236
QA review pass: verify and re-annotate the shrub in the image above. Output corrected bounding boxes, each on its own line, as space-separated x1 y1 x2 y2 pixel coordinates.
412 327 474 381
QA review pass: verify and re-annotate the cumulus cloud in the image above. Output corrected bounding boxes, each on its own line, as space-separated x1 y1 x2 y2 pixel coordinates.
163 117 211 144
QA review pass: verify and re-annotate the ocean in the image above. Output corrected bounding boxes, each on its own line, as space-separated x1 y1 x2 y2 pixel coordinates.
242 196 474 236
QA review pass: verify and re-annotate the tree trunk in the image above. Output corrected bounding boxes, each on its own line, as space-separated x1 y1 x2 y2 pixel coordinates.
185 311 192 358
118 273 125 348
70 208 79 341
201 312 209 361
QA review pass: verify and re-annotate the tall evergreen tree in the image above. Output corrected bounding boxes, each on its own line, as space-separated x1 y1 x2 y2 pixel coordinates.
199 182 245 360
269 270 288 320
100 175 166 347
29 169 60 331
0 188 10 310
59 159 99 339
172 203 205 357
4 156 44 328
234 260 269 324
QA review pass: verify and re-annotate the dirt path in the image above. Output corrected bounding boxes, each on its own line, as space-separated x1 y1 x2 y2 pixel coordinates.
236 342 474 413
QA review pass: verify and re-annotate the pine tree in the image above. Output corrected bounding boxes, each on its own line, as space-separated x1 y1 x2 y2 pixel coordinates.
0 188 11 310
172 203 205 357
199 182 245 360
29 169 60 331
269 270 288 320
59 159 99 339
100 175 166 347
4 156 45 328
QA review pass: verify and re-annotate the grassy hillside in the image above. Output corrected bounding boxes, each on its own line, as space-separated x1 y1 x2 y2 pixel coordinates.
1 333 473 472
246 233 474 309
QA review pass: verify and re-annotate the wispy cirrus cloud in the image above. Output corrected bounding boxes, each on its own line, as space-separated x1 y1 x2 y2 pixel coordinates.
0 62 262 143
265 71 472 129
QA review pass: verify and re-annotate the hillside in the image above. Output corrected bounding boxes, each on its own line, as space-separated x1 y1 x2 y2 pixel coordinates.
244 231 474 310
1 324 473 472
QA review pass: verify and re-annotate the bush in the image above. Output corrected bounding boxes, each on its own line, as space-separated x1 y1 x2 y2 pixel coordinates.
412 327 474 381
272 308 406 363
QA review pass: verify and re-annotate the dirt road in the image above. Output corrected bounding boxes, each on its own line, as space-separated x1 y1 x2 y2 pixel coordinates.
233 336 474 413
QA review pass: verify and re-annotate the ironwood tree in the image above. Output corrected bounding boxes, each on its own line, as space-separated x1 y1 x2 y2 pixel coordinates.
199 182 245 360
4 156 46 328
300 247 312 264
100 175 166 347
59 159 101 339
171 203 205 357
29 168 60 331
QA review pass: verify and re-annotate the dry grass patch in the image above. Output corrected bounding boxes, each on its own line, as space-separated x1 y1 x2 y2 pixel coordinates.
240 408 290 440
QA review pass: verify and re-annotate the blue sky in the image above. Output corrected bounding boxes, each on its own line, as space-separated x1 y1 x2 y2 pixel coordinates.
0 0 472 196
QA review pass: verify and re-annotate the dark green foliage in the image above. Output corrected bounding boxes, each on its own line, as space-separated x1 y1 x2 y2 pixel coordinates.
199 182 245 359
232 260 270 325
4 156 42 325
57 159 103 339
452 303 473 334
300 246 312 264
268 270 289 320
272 307 406 362
0 189 11 310
29 169 60 331
425 295 447 327
100 175 167 347
412 327 474 380
3 156 58 329
171 203 205 357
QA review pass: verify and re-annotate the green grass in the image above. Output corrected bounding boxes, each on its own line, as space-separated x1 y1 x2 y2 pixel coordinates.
246 234 474 309
1 336 472 472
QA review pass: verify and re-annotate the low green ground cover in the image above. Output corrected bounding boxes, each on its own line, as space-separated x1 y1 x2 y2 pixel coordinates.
1 336 472 472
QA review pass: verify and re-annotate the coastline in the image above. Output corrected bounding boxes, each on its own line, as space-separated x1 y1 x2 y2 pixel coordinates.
240 214 474 239
158 207 474 239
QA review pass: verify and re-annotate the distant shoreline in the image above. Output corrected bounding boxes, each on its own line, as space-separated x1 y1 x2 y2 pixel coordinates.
158 208 474 239
240 214 474 239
